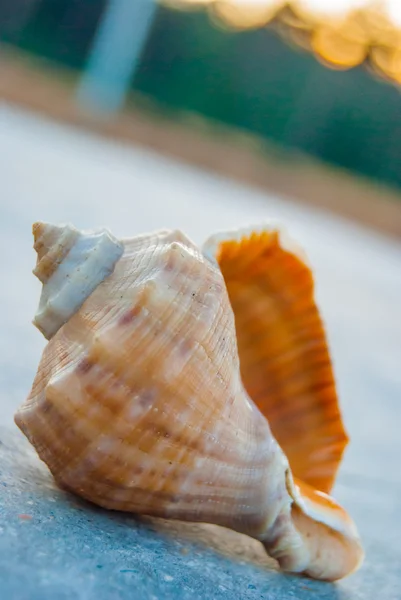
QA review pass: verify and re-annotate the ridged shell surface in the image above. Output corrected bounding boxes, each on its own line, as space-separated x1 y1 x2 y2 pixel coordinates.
16 230 293 539
15 223 364 581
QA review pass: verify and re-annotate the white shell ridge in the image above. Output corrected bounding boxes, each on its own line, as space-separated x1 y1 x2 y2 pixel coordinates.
32 222 123 339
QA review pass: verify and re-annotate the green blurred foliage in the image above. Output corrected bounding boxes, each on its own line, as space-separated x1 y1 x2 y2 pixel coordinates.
135 8 401 188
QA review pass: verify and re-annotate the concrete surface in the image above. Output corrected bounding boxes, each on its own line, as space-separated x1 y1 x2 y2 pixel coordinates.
1 104 401 599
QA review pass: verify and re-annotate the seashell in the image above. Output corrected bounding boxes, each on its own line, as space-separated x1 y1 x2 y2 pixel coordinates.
15 221 364 581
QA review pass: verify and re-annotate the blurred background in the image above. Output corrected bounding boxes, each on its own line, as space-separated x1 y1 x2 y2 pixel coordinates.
1 6 401 596
1 0 401 235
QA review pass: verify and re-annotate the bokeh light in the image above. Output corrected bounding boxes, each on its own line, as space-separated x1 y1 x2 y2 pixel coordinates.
211 0 283 30
164 0 401 83
292 0 367 21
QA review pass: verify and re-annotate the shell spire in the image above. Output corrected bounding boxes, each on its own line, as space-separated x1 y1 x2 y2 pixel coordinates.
32 222 123 340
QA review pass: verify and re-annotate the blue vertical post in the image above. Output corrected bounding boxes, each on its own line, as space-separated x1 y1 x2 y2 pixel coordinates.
76 0 157 114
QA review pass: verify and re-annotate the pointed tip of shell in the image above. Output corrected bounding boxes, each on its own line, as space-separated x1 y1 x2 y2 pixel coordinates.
32 221 53 260
32 222 124 340
32 222 80 283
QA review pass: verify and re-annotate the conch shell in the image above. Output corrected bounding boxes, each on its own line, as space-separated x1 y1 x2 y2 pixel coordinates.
15 222 364 581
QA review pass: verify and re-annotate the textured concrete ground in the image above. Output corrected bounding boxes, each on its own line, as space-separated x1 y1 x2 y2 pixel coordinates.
1 104 401 599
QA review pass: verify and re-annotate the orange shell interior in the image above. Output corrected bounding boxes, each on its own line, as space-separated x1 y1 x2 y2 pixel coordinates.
215 230 348 494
